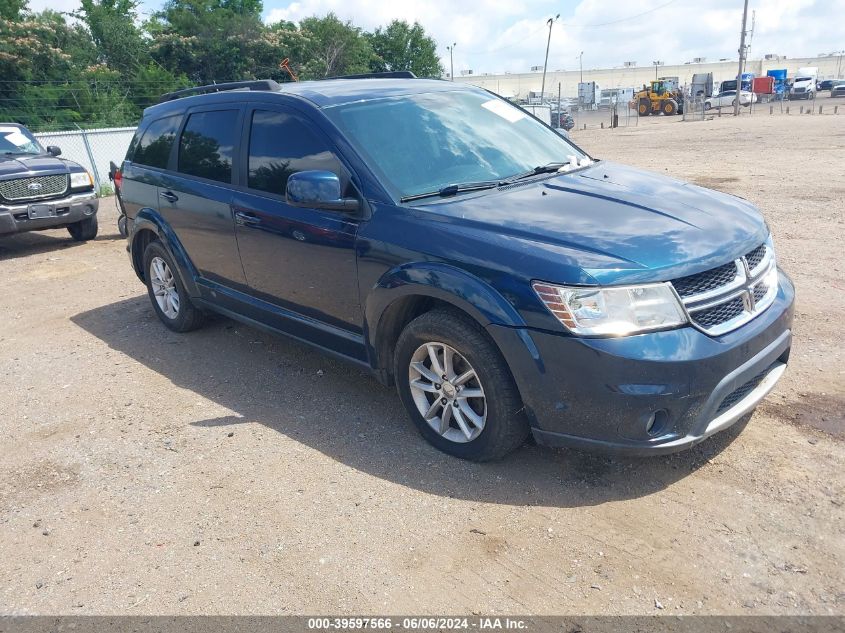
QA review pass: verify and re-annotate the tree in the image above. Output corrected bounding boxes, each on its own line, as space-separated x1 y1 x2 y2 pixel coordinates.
149 0 267 82
75 0 148 74
0 0 27 20
297 13 374 79
368 20 443 78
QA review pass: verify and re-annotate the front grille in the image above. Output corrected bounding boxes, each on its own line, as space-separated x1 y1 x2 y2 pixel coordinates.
672 262 739 298
716 368 770 414
0 174 69 202
744 244 767 272
794 87 806 94
752 280 769 303
691 296 745 329
670 242 776 336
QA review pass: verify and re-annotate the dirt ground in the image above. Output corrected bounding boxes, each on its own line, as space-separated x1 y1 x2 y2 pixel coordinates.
1 113 843 616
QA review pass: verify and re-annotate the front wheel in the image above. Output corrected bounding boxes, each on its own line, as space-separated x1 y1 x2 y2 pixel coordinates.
394 309 529 461
67 215 98 241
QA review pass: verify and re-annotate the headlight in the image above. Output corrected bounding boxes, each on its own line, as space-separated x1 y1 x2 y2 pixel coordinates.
70 171 93 190
532 281 687 336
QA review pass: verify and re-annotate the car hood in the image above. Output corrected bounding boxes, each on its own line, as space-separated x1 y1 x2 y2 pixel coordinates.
0 154 72 179
420 161 768 285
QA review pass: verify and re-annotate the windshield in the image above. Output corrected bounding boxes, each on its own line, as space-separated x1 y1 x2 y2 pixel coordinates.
795 77 812 82
0 125 44 155
324 89 588 201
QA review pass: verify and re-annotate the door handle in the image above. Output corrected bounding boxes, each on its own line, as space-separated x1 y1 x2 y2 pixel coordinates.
160 191 178 203
234 210 262 226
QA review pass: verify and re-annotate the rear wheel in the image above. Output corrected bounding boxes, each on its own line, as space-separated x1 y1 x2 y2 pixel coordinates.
704 101 712 110
394 309 529 461
662 99 678 115
143 240 205 332
117 214 128 238
67 215 98 241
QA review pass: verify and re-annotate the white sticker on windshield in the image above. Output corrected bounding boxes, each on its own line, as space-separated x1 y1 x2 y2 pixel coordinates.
481 99 526 123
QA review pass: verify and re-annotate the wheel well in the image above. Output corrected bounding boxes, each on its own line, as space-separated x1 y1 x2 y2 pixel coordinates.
373 294 509 387
131 228 158 281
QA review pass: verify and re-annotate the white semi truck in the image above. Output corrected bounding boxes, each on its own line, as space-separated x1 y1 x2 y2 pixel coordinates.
789 67 818 100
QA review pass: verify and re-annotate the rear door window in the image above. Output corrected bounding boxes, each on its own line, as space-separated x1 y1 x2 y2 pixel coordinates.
177 110 239 183
133 115 181 169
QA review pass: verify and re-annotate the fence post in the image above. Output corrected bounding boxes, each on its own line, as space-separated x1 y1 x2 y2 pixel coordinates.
769 105 773 115
819 105 823 114
76 125 101 193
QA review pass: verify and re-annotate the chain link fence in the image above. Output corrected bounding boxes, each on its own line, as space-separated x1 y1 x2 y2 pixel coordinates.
33 127 135 195
570 102 639 131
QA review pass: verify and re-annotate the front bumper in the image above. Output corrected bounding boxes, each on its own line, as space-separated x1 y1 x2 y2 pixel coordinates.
0 191 98 235
488 270 795 455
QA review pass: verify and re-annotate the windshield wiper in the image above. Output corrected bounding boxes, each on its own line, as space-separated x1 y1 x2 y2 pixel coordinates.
400 180 500 203
499 162 569 185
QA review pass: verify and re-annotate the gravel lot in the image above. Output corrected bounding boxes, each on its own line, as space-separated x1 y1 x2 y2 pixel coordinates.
1 113 843 616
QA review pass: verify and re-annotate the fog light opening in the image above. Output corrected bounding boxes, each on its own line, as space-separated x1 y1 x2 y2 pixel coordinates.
83 205 95 216
645 409 669 437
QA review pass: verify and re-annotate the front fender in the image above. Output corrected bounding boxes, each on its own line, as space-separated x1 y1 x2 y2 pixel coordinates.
130 208 200 298
366 262 527 332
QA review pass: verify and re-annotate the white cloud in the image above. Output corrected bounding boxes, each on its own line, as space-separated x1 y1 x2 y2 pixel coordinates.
24 0 845 75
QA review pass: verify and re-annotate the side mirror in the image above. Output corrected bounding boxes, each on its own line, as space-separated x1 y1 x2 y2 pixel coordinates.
46 145 62 157
286 170 359 212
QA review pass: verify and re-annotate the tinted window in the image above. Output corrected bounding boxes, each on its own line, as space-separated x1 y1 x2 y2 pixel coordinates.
248 110 343 196
133 115 180 169
178 110 238 183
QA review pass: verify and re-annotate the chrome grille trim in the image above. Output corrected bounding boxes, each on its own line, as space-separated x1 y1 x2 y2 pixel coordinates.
671 243 777 336
0 174 69 202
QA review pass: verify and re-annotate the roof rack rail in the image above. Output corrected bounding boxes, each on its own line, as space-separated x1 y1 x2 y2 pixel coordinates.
158 80 282 103
327 71 417 80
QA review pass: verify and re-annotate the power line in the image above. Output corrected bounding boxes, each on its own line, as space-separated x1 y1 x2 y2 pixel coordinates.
564 0 682 28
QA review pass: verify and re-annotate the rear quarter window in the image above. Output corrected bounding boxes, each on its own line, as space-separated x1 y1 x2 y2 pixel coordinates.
133 115 181 169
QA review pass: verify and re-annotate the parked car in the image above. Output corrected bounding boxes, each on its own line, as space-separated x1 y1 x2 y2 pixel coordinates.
0 123 98 240
817 79 834 91
120 77 793 461
704 90 755 110
831 81 845 98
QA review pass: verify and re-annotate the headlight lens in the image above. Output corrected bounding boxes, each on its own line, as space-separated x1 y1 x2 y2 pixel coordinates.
532 281 687 336
70 171 93 190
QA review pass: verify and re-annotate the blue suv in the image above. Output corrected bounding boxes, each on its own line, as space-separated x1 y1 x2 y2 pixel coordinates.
120 76 794 461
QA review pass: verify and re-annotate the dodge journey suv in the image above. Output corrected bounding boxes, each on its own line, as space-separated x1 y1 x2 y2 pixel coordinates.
120 76 794 461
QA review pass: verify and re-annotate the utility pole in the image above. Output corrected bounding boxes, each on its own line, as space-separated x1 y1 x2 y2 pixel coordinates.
540 14 559 103
447 43 456 81
734 0 750 116
579 51 584 83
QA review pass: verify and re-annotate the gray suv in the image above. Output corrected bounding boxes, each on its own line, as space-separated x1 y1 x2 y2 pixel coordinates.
0 123 99 240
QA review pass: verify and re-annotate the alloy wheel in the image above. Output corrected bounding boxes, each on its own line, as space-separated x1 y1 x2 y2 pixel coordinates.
408 342 487 443
150 256 180 320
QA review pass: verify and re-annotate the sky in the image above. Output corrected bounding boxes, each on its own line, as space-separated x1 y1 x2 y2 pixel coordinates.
28 0 845 75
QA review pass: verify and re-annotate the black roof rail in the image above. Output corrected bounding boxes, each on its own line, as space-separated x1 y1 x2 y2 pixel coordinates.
158 80 282 103
327 71 417 80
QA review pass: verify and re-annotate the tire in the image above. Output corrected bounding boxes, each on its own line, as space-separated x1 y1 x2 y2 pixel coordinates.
732 98 737 107
662 99 677 115
142 240 205 333
704 101 712 110
638 98 651 116
67 215 98 241
394 308 529 461
117 214 128 238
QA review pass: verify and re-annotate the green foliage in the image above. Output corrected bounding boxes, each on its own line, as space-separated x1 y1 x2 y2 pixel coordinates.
368 20 443 78
296 13 374 79
0 4 445 131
